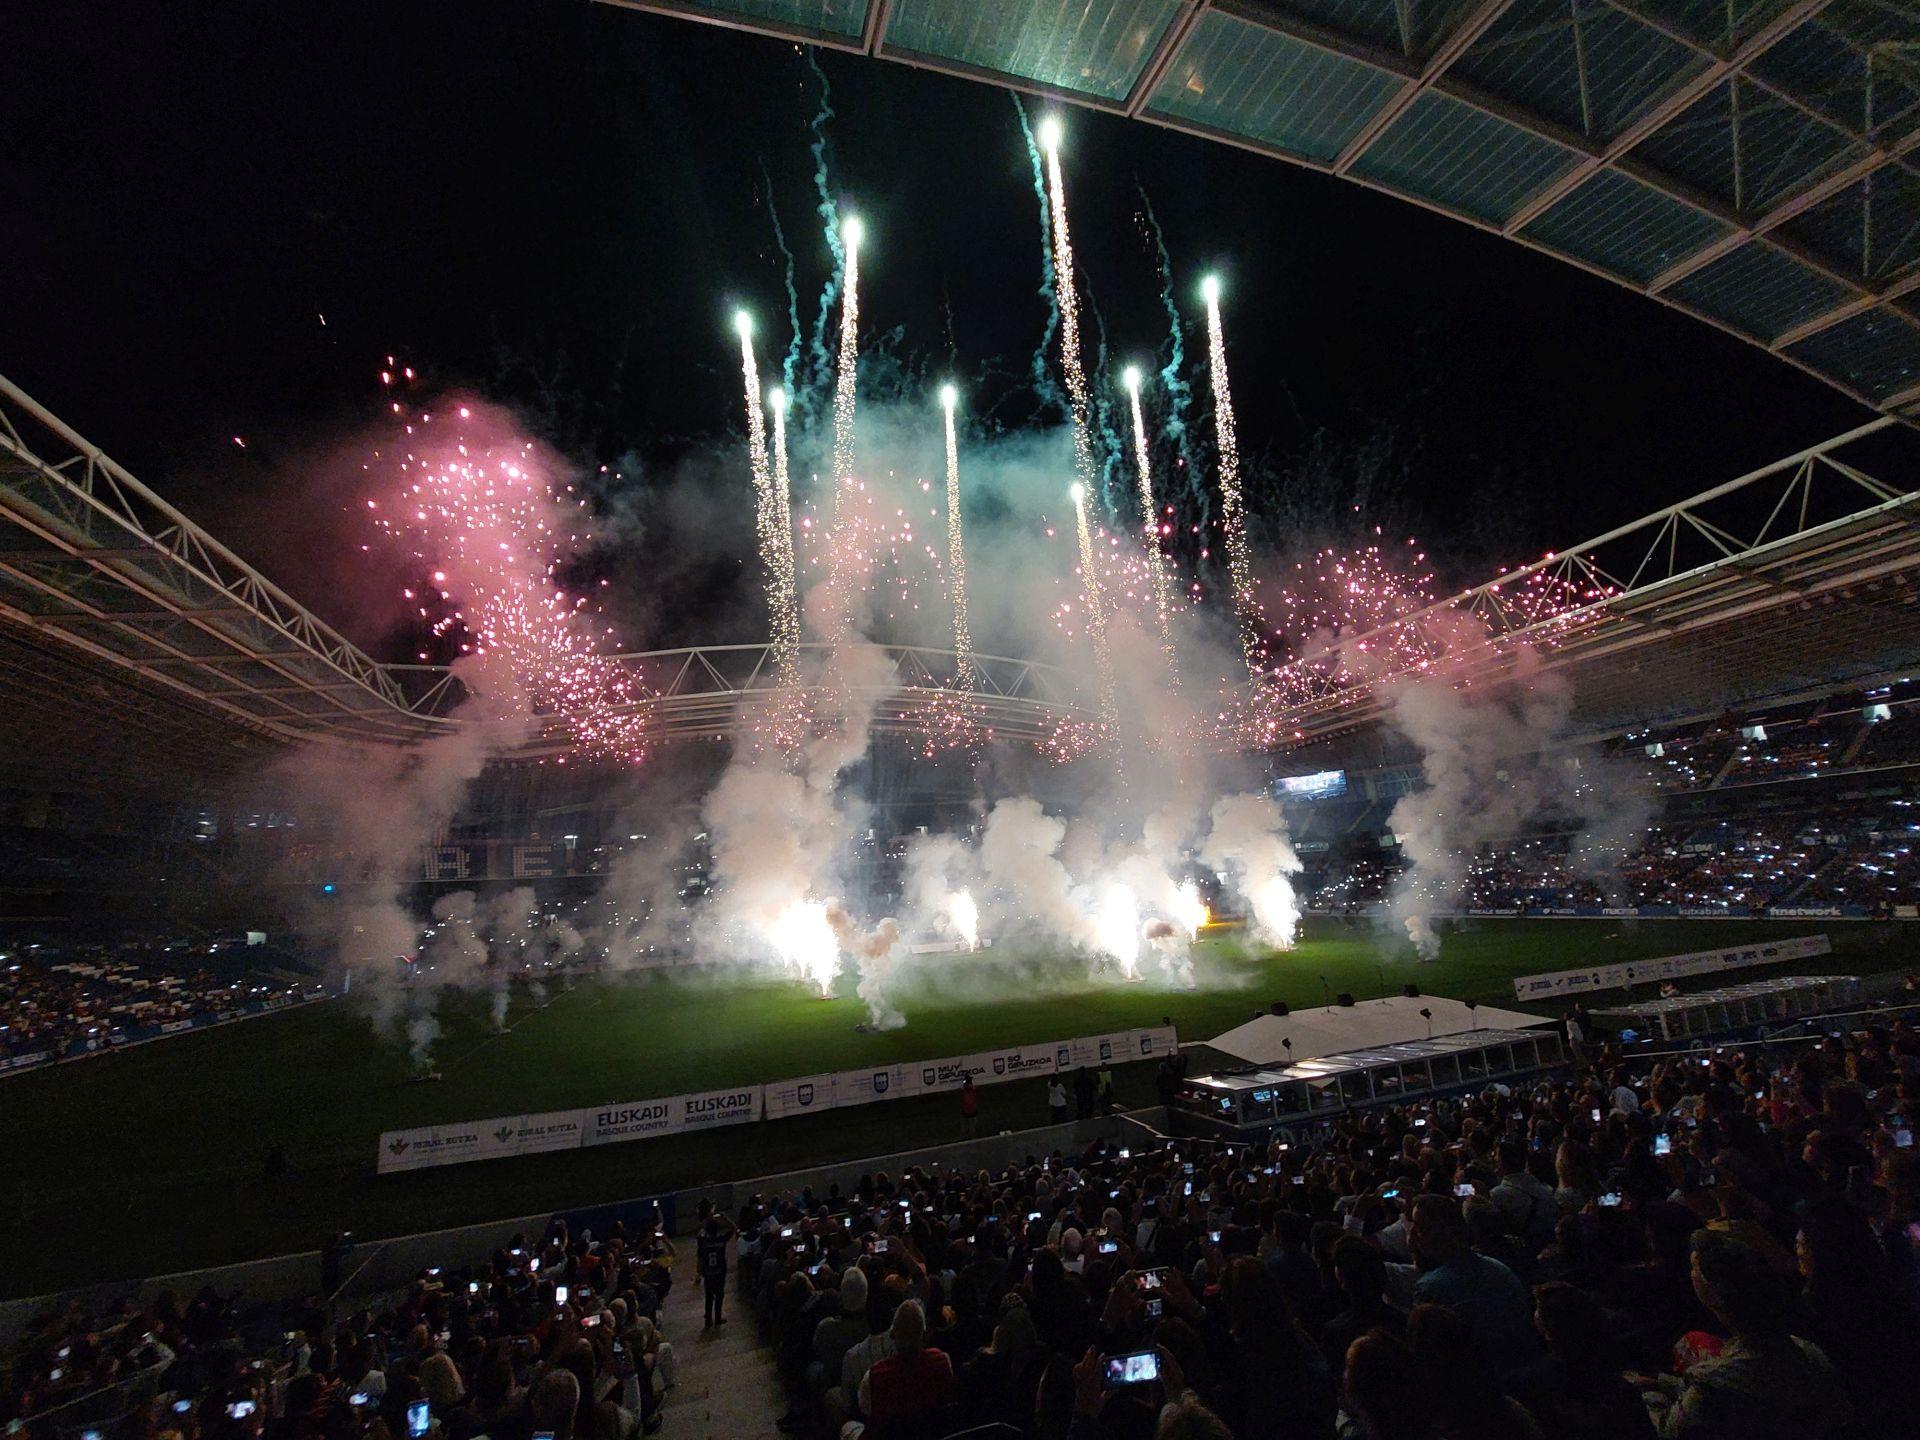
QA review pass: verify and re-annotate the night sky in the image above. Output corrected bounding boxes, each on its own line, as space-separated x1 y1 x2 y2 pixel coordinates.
0 0 1875 656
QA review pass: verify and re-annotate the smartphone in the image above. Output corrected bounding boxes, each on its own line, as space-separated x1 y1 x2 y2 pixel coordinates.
227 1402 257 1421
612 1340 625 1357
1599 1192 1622 1208
1027 1210 1041 1222
408 1401 430 1438
468 1281 481 1295
1292 1175 1305 1186
841 1216 852 1229
1413 1118 1427 1128
1453 1183 1473 1198
1102 1350 1161 1387
426 1266 441 1277
581 1314 600 1329
1118 1148 1130 1159
1138 1268 1164 1290
555 1284 569 1305
1098 1239 1118 1255
898 1198 911 1210
1897 1129 1914 1149
871 1237 890 1255
1183 1163 1194 1174
1382 1188 1400 1200
1591 1108 1602 1124
1182 1181 1192 1196
349 1394 371 1408
1654 1134 1673 1157
173 1402 194 1416
1208 1230 1222 1244
1145 1296 1163 1319
1109 1189 1121 1200
529 1258 541 1273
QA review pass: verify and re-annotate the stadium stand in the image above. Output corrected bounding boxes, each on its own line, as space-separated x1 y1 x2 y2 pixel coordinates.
1 941 324 1068
713 1016 1920 1439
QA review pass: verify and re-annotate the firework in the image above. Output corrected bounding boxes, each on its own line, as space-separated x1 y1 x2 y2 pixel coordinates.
736 314 798 685
1040 119 1100 506
369 402 650 762
948 890 980 950
1095 883 1142 980
765 385 801 684
939 383 977 693
1173 879 1206 939
1202 275 1261 680
830 215 863 513
1070 481 1121 742
773 898 839 997
1122 365 1178 668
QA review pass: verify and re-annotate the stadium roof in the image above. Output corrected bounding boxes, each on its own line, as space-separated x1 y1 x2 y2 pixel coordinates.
1265 414 1920 745
1203 993 1547 1065
604 0 1920 419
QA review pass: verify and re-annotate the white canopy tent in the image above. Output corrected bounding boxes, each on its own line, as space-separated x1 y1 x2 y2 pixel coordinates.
1204 995 1547 1068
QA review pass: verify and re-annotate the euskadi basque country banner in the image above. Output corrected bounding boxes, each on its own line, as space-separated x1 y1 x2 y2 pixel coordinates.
377 1024 1177 1174
1510 933 1832 1001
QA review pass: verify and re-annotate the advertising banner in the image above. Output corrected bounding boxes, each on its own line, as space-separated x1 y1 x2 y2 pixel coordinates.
379 1021 1182 1172
1512 933 1831 1001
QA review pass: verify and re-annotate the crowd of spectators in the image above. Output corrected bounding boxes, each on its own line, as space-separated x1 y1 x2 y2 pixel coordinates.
4 1217 681 1440
1304 802 1920 916
731 1017 1920 1439
0 944 321 1062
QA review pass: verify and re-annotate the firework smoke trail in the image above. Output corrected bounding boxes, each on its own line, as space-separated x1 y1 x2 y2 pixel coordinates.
758 162 805 404
803 51 842 419
1039 118 1099 502
1123 365 1178 669
1139 189 1203 517
766 385 800 683
1070 481 1120 741
1015 99 1065 414
939 384 978 692
1202 275 1262 681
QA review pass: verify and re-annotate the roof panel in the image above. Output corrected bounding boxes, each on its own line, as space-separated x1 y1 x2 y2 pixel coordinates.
1779 162 1920 284
1236 0 1408 54
1146 9 1404 163
1646 0 1810 55
1522 167 1732 283
674 0 865 41
1666 238 1854 339
1351 89 1581 224
1749 1 1920 143
884 0 1182 101
1633 77 1868 216
1452 0 1706 143
1786 305 1920 402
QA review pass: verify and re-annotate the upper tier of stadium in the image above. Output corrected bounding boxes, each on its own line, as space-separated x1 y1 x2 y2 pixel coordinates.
605 0 1920 418
3 372 1920 793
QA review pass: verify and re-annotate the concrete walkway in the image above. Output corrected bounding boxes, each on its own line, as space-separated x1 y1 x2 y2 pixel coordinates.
661 1250 785 1439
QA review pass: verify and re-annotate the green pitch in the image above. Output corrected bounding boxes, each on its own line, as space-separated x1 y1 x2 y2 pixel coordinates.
1 917 1904 1298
